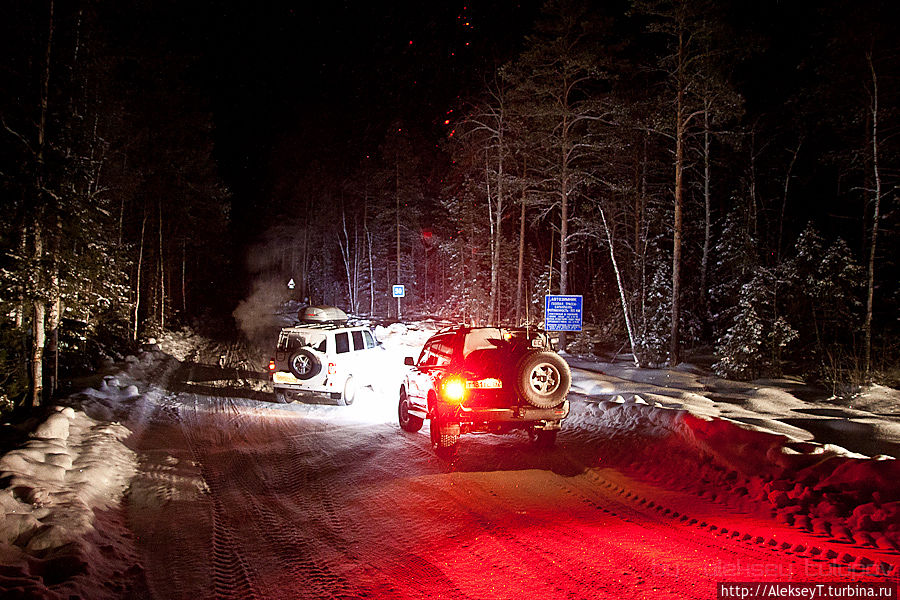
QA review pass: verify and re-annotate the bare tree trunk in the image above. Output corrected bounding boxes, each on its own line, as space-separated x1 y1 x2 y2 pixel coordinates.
15 225 27 328
489 140 504 326
670 29 688 367
367 231 375 316
133 209 147 340
47 264 60 393
700 107 712 303
515 161 527 325
777 138 803 263
363 189 375 316
300 197 310 302
181 238 187 314
395 159 401 319
486 153 497 325
599 205 639 366
639 132 650 337
558 114 569 351
158 200 165 330
31 0 55 407
748 127 760 236
864 52 882 379
339 205 356 312
31 225 46 408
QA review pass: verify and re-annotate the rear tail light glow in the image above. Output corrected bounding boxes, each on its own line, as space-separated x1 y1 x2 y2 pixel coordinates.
441 377 467 403
268 360 276 372
328 362 337 375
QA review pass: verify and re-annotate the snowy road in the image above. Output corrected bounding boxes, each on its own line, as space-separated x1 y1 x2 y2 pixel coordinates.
1 329 896 599
119 361 896 600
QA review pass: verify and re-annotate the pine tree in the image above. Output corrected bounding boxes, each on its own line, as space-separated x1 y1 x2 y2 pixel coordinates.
713 267 798 380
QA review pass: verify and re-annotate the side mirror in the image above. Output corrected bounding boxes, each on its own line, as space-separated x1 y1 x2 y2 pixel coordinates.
404 357 415 366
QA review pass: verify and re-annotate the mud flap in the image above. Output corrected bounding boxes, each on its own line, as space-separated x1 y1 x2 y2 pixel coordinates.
440 422 461 437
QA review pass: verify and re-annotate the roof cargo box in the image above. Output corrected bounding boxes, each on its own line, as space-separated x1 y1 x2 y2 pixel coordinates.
298 305 349 323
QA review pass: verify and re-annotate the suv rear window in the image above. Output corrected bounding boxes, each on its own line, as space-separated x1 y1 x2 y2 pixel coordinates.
462 328 503 357
279 331 327 352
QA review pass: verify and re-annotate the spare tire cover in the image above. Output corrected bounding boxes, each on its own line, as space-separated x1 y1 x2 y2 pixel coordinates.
289 348 322 380
514 350 571 409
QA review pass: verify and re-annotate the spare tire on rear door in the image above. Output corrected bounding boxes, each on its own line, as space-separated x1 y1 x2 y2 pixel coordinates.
288 348 321 380
514 350 571 409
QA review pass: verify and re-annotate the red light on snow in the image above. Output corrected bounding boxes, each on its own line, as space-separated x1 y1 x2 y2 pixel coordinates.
441 377 466 403
268 360 276 372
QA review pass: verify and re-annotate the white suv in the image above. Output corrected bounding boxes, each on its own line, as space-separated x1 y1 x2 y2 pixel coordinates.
268 307 384 404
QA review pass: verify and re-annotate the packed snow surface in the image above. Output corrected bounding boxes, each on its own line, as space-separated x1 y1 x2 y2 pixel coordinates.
0 323 897 598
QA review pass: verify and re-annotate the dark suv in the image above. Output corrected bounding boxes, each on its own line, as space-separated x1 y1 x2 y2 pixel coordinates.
398 326 571 457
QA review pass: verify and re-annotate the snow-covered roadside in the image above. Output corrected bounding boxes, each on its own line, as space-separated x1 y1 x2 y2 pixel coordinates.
566 358 900 565
0 348 174 598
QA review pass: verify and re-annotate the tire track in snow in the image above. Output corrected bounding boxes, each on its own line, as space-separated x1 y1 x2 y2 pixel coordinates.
175 393 266 600
125 391 215 600
176 391 375 599
559 405 899 578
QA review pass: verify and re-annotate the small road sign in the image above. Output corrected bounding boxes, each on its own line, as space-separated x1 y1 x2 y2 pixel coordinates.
287 278 295 290
544 295 583 331
392 284 406 298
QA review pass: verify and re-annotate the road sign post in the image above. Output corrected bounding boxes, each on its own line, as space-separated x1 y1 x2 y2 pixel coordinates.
544 295 583 332
392 284 405 319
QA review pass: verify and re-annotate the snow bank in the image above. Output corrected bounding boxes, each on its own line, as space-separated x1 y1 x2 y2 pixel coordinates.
0 348 170 598
576 391 900 555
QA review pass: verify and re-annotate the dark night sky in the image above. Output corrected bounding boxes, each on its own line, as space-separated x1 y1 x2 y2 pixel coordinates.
88 0 896 250
159 1 543 234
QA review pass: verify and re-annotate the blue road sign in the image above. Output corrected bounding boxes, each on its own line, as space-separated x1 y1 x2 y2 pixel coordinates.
544 295 583 331
392 284 406 298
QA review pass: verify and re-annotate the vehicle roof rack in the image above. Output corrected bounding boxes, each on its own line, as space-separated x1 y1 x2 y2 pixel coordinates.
284 322 347 330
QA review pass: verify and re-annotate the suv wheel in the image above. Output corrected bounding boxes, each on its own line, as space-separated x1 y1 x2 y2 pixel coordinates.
398 389 424 432
515 351 571 409
338 376 356 406
288 349 321 380
430 408 460 459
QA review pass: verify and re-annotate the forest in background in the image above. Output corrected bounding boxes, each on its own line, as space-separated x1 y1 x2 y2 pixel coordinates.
1 2 230 410
1 0 898 413
251 0 898 392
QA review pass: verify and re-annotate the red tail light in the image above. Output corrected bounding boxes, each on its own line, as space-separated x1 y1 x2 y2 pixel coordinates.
268 360 276 372
441 376 467 403
328 362 337 375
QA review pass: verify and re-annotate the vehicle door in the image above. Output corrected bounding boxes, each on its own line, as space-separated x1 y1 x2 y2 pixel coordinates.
331 331 354 383
407 335 455 411
347 328 380 383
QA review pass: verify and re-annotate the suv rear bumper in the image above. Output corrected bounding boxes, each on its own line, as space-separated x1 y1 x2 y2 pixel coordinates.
452 400 569 430
272 374 341 396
